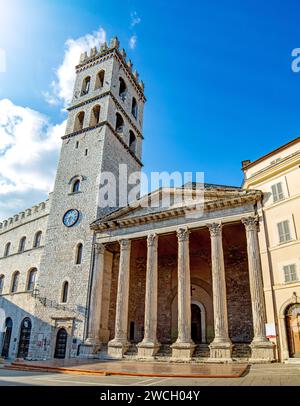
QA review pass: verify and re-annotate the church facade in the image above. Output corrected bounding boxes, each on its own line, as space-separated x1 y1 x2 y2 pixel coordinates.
0 37 299 363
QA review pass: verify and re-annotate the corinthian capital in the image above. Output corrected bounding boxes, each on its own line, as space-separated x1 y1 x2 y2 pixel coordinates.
95 243 105 255
177 227 190 242
242 216 259 232
119 239 131 251
207 222 222 237
147 233 158 247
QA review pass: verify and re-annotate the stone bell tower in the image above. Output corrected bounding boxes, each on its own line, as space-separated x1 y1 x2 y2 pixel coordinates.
32 37 146 360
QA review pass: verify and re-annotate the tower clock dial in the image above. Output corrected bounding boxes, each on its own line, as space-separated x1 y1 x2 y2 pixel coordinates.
63 209 80 227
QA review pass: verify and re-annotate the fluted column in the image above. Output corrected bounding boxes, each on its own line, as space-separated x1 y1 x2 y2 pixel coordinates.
137 234 160 358
108 239 131 358
171 227 195 359
242 217 274 361
208 223 232 361
85 243 106 350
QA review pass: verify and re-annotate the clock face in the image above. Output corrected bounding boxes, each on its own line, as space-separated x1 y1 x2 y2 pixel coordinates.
63 209 80 227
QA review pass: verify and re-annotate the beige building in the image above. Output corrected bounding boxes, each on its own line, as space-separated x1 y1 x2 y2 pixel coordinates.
243 137 300 361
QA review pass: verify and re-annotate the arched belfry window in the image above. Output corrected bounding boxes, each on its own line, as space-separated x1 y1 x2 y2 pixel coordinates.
95 70 105 89
74 111 85 132
11 271 20 293
4 242 11 257
90 105 101 127
61 281 69 303
75 243 83 265
129 130 137 154
72 179 80 193
33 231 42 248
131 97 138 119
115 113 124 134
81 76 91 95
119 77 127 101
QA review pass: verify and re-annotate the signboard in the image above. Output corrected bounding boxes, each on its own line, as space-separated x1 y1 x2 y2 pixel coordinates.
265 323 276 338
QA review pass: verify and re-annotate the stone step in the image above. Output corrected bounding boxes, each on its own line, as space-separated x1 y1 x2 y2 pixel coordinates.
193 344 210 358
232 343 251 358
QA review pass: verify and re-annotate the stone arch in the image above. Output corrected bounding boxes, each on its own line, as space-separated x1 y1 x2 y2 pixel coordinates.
278 292 300 361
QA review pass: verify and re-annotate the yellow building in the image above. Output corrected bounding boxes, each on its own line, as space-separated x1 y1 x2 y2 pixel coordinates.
243 137 300 361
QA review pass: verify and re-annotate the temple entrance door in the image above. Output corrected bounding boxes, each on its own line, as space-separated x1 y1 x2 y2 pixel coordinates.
191 303 202 343
286 304 300 358
54 328 68 359
1 318 13 358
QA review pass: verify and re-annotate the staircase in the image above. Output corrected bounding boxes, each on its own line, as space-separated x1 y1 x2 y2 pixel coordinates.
192 344 210 359
232 343 251 360
124 344 138 359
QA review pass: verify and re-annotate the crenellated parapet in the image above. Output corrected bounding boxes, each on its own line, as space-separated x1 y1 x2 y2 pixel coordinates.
0 199 50 234
77 36 145 98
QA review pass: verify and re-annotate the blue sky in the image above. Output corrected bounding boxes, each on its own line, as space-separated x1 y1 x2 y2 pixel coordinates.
1 0 300 219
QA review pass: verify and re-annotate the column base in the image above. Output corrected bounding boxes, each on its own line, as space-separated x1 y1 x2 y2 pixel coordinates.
209 341 232 362
171 341 196 360
249 340 275 363
137 340 161 358
107 339 129 359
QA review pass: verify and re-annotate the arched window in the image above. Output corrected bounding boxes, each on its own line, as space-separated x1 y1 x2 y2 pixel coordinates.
81 76 91 95
90 105 101 126
4 242 11 257
95 70 105 89
119 77 127 101
18 237 26 253
33 231 42 248
72 179 80 193
115 113 124 134
0 275 4 294
129 130 137 154
75 243 83 265
61 281 69 303
11 271 20 293
131 97 138 119
27 268 37 291
74 111 85 132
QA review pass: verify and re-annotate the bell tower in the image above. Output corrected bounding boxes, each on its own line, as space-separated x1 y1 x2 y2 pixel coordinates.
32 37 146 360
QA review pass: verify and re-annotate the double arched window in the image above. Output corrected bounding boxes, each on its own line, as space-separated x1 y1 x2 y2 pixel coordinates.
75 243 83 265
18 237 26 253
33 231 42 248
4 242 11 257
61 281 69 303
11 271 20 293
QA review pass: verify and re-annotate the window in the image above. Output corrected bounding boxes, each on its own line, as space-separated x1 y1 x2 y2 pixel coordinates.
61 281 69 303
4 242 11 257
74 111 85 132
18 237 26 253
95 70 105 89
81 76 91 95
271 182 284 203
33 231 42 248
11 271 20 293
85 149 88 156
131 97 138 119
277 220 292 243
129 130 137 153
90 105 101 126
75 141 79 149
119 77 127 101
283 264 298 283
115 113 124 134
0 275 4 294
27 268 37 291
72 179 80 193
75 243 83 265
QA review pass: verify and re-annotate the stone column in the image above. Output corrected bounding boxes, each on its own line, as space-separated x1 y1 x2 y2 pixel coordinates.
242 217 274 362
108 239 131 358
137 234 160 358
208 223 232 361
171 228 195 359
84 243 105 355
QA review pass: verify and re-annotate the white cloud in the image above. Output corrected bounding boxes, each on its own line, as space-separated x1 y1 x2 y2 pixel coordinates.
44 27 106 107
0 99 65 219
129 35 137 50
130 11 141 28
